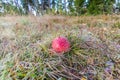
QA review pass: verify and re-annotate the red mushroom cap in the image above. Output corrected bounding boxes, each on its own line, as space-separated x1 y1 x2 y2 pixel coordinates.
52 36 70 54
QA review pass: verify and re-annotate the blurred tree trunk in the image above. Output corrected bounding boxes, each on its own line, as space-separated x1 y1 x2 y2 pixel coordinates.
52 0 55 9
21 0 29 14
68 0 74 14
64 0 67 13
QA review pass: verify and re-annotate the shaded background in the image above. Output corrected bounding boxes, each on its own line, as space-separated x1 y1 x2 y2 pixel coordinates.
0 0 120 16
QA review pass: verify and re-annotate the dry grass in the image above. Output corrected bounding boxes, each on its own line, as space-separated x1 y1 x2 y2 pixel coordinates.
0 14 120 80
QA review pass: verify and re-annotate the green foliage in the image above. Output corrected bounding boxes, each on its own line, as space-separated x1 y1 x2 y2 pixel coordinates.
87 0 104 15
1 3 24 15
74 0 85 15
103 0 115 14
113 21 120 29
0 0 116 15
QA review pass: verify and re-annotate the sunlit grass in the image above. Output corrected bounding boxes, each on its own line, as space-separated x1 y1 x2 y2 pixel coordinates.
0 15 120 80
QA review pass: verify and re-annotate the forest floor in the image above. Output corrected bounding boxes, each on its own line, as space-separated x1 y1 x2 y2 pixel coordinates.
0 15 120 80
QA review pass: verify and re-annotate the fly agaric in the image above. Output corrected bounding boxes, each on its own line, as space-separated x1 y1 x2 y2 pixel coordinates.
52 36 70 54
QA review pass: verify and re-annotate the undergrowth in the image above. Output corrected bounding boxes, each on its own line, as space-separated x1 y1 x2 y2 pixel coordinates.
0 15 120 80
